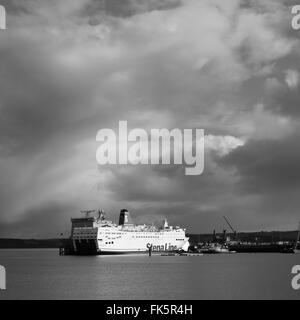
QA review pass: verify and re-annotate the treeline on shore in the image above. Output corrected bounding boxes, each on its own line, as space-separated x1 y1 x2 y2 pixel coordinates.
0 238 70 248
0 230 298 248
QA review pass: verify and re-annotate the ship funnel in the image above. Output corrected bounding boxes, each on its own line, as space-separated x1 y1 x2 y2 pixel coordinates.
119 209 133 226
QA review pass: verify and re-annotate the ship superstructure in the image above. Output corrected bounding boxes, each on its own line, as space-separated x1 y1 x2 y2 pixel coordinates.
71 209 190 255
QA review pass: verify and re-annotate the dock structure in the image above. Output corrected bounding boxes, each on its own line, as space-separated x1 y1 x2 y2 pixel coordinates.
148 244 152 257
59 244 75 256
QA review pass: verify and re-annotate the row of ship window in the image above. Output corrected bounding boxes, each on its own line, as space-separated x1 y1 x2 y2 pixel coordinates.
99 239 114 244
100 232 176 235
134 236 160 238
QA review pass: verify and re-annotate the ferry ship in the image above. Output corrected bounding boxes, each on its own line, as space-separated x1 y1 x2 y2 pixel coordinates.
71 209 190 255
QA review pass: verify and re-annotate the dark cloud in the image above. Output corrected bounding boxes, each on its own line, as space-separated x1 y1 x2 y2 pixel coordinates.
86 0 182 18
216 133 300 229
220 133 300 194
0 0 299 237
0 202 74 238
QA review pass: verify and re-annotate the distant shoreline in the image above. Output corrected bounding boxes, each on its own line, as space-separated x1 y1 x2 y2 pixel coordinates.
0 230 298 248
0 238 68 249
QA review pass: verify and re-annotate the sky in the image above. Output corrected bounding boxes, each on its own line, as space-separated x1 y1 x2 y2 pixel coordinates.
0 0 300 238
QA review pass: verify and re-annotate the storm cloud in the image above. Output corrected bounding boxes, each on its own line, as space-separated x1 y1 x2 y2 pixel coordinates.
0 0 299 237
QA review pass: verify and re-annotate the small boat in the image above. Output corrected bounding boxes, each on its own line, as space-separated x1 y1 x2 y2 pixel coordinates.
200 243 231 254
280 246 295 254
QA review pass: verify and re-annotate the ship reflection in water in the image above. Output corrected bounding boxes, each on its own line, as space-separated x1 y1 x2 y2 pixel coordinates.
0 249 299 300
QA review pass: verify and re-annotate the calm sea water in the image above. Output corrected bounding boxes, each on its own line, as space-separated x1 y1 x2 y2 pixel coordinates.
0 249 299 299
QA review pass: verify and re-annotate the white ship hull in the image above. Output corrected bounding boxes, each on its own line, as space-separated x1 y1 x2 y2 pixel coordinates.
72 226 189 254
71 209 189 255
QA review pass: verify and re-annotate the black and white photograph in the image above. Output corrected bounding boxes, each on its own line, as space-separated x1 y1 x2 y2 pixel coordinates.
0 0 300 306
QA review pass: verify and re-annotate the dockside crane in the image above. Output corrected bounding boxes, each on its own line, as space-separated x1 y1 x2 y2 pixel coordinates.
223 216 237 241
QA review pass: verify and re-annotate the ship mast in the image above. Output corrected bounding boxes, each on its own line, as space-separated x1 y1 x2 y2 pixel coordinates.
80 210 96 218
97 209 106 221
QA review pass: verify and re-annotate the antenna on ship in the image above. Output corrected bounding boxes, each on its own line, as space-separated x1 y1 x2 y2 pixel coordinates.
80 210 96 218
164 219 169 229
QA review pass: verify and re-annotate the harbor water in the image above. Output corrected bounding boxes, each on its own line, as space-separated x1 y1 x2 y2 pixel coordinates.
0 249 299 300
